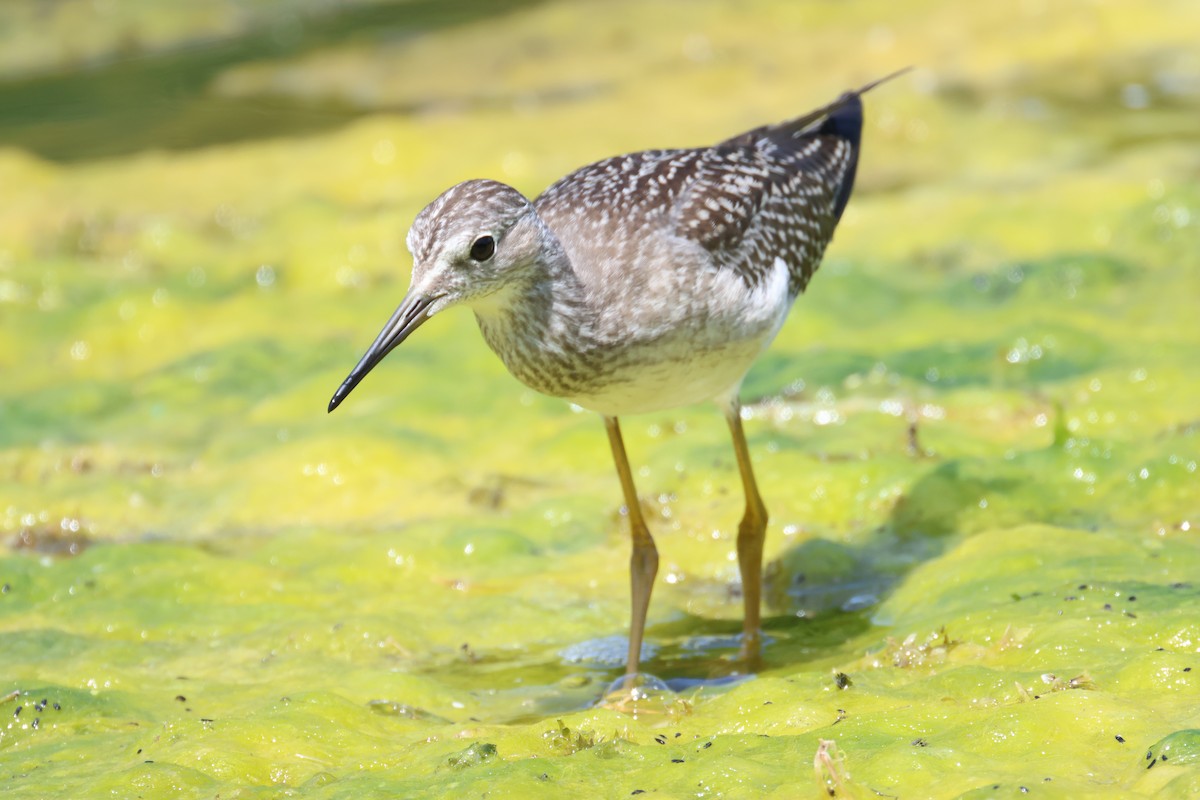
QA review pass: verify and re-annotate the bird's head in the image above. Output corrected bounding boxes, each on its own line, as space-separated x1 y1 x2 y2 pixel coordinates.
328 179 545 412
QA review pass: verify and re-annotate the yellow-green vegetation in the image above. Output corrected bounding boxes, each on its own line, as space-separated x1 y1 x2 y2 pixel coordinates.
2 0 1199 797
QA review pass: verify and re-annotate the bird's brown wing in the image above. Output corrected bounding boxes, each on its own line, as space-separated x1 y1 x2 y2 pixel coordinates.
671 94 862 295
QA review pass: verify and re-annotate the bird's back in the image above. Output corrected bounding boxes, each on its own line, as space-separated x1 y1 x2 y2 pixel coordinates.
476 88 871 415
534 92 863 307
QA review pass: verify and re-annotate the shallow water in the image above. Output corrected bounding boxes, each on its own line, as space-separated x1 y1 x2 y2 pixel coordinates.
2 0 1200 797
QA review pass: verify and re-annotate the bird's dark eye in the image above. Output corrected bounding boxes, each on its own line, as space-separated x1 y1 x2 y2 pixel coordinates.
469 235 495 262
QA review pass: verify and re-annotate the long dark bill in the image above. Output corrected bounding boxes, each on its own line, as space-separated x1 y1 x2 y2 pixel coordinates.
327 292 439 413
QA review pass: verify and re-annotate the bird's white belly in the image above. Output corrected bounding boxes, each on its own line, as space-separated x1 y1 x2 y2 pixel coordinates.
569 256 793 416
478 253 794 416
568 336 772 416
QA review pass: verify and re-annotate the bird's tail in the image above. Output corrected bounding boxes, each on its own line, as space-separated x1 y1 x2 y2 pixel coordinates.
819 67 912 220
848 66 914 99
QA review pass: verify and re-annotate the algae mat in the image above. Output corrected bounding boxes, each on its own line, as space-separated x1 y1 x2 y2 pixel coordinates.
2 0 1200 797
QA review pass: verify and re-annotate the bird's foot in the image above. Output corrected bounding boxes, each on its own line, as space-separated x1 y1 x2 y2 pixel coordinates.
598 672 687 718
738 630 765 672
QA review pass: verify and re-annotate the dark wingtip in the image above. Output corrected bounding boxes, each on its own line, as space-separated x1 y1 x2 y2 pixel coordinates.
822 98 864 223
823 67 912 222
821 65 914 147
850 66 913 98
820 93 864 144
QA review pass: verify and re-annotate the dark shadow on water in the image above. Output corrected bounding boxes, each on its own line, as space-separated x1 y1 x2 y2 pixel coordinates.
0 0 544 162
393 370 1136 723
411 609 880 724
404 455 1014 723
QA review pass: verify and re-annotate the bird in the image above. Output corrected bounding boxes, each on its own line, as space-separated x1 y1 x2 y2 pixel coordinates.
329 70 905 678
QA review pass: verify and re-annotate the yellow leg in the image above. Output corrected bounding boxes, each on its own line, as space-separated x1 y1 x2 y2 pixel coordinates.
724 399 767 667
604 416 659 676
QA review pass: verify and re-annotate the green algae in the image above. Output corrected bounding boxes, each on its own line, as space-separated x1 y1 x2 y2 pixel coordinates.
3 0 1200 797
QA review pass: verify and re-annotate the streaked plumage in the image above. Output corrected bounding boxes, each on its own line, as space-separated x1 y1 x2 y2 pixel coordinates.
329 71 904 679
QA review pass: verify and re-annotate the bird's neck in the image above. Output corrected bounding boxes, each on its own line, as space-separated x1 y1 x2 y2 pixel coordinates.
470 229 602 397
473 227 591 336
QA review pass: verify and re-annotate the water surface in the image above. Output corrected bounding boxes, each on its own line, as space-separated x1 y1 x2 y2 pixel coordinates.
2 0 1199 797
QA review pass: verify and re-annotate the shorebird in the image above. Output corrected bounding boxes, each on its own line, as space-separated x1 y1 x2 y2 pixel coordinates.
329 71 903 677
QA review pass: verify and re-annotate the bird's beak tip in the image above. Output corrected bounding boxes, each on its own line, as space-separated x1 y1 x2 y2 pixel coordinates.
327 388 346 414
326 290 436 419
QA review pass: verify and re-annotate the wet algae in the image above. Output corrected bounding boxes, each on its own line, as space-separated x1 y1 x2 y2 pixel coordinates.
2 0 1200 797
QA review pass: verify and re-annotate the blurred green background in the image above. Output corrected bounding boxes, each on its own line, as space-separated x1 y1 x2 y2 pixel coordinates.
1 1 1199 797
